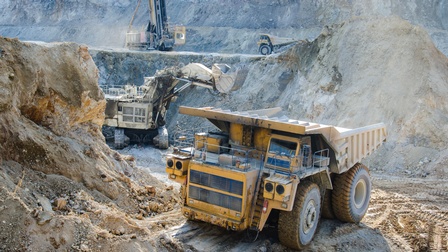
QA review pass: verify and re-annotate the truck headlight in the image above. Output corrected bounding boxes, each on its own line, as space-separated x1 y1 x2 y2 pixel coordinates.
167 159 174 168
265 182 274 193
175 160 183 170
276 184 285 195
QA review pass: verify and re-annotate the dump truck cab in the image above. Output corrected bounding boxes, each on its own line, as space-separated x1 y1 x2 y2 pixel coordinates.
166 106 386 250
257 34 273 55
266 134 314 172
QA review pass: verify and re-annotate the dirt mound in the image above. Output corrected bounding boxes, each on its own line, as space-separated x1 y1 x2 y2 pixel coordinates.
282 16 448 178
0 37 181 251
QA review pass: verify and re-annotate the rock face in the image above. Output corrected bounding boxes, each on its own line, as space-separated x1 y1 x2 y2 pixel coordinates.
0 0 447 55
1 39 103 128
0 37 180 251
0 38 119 193
89 49 261 89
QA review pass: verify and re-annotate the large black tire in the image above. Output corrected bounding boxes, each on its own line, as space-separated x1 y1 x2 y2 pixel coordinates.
278 181 321 250
332 163 371 223
321 189 335 219
259 44 272 55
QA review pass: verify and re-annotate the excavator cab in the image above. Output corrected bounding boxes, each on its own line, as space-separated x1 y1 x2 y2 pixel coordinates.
174 26 186 45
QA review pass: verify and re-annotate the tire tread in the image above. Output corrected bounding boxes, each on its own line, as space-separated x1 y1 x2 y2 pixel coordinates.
278 181 320 250
332 163 370 222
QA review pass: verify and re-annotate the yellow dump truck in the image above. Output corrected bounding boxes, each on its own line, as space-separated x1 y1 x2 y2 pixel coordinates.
257 34 298 55
166 107 386 250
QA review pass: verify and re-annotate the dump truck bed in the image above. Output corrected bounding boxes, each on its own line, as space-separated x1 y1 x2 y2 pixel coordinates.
179 106 387 174
260 34 297 46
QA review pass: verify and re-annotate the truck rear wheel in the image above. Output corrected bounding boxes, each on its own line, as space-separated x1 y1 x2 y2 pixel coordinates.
259 44 272 55
278 181 321 250
332 163 371 223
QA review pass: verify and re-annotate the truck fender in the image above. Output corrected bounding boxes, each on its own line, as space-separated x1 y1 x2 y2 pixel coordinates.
308 170 333 190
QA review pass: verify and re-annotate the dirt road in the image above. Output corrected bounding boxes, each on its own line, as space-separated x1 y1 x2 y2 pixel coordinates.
366 176 448 251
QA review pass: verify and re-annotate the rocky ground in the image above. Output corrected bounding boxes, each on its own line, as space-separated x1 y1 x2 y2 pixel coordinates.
0 38 182 251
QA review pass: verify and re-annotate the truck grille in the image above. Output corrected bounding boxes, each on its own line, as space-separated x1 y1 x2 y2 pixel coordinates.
190 170 243 195
189 186 242 212
189 170 243 212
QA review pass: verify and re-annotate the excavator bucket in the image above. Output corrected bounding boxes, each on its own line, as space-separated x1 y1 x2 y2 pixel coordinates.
212 64 234 93
213 64 249 93
180 63 247 94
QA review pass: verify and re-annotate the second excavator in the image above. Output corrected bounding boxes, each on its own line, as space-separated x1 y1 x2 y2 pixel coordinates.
126 0 186 51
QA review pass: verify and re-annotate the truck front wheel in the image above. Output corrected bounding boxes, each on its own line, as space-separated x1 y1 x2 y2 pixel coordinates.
259 44 272 55
278 181 321 250
332 163 371 223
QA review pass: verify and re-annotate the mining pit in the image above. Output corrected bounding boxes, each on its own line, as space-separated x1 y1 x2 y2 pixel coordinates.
1 4 448 252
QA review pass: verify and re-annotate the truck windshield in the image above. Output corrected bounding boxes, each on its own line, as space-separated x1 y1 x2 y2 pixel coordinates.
268 138 297 157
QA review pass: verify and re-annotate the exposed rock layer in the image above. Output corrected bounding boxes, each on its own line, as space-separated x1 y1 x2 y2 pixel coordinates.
0 37 180 251
0 0 447 55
